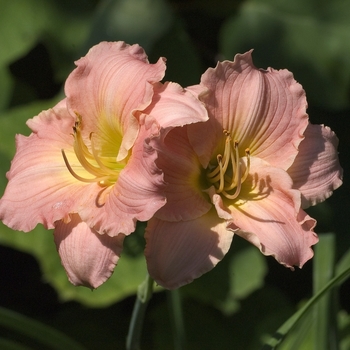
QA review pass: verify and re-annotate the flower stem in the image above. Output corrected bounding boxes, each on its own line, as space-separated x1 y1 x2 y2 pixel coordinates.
126 274 154 350
167 288 186 350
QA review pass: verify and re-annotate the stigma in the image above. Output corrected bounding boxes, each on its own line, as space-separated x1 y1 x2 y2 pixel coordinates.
206 130 250 199
61 114 122 187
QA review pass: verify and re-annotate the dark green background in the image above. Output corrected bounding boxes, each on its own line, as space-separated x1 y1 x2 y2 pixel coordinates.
0 0 349 348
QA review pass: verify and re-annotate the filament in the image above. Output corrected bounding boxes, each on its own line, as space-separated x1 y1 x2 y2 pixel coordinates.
206 131 250 200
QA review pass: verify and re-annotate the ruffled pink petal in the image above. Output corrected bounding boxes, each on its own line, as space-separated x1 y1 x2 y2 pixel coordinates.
145 210 234 289
150 126 211 221
141 81 208 130
82 123 167 234
288 123 343 208
65 41 166 161
131 82 210 221
0 106 90 231
54 214 124 289
189 50 309 169
223 158 318 268
0 104 165 236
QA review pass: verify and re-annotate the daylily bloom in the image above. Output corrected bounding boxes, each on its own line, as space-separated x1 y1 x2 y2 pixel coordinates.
0 42 208 289
145 50 343 290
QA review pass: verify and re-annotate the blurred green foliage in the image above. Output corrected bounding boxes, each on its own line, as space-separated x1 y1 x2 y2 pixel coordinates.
0 0 349 349
220 0 350 109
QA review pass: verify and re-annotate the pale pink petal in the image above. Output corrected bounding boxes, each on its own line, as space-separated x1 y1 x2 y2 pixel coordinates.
0 106 91 231
82 123 167 234
150 126 211 221
206 187 234 221
288 123 343 208
189 51 309 169
224 158 318 268
65 41 166 161
186 83 208 98
0 100 167 235
145 210 234 289
54 214 124 289
140 81 208 130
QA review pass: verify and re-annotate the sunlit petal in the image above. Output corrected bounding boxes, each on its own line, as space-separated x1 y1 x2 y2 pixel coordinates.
65 41 166 161
189 51 308 169
54 214 124 289
288 123 343 208
227 158 318 268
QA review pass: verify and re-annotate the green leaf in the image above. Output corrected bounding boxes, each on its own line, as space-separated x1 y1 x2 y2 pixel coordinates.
84 0 173 53
0 67 13 111
336 245 350 276
182 239 267 315
0 222 149 307
278 234 338 350
0 0 95 104
273 305 313 350
220 0 350 109
149 20 204 87
230 245 267 299
262 237 350 349
339 310 350 350
42 0 96 82
312 233 337 350
0 0 52 109
0 0 48 67
0 306 85 350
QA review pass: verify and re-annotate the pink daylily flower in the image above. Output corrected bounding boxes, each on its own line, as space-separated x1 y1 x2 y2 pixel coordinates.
0 42 208 289
145 51 343 290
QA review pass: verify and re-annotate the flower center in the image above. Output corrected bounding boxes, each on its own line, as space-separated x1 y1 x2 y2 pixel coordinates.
62 114 124 187
206 130 250 199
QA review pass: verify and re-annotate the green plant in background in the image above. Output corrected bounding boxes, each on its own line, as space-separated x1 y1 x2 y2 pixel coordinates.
0 0 349 349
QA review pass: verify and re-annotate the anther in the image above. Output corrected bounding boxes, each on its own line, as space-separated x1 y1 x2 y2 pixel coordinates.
62 113 120 187
206 133 250 200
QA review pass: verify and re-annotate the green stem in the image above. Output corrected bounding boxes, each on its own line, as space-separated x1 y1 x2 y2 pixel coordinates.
126 274 154 350
262 265 350 349
167 289 186 350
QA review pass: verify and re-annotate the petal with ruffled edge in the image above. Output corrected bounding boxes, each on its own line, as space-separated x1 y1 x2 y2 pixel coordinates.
145 209 234 289
141 81 208 130
130 81 210 221
188 51 309 170
0 106 89 231
83 121 167 234
222 158 318 268
288 123 343 209
86 80 209 232
54 214 124 289
65 41 166 161
0 104 166 235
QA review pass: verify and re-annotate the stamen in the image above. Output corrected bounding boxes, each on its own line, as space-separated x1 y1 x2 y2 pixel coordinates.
206 131 251 200
216 155 225 193
224 141 240 191
207 157 221 179
61 149 104 183
90 133 115 173
241 148 250 183
221 135 232 174
222 158 242 200
61 114 122 186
